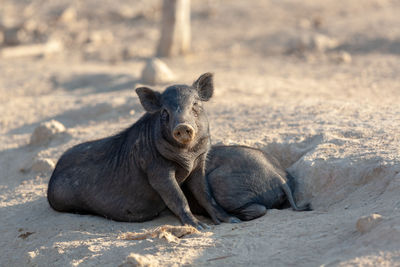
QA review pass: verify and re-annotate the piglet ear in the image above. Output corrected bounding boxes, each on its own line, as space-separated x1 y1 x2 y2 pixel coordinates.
136 87 162 113
192 72 214 101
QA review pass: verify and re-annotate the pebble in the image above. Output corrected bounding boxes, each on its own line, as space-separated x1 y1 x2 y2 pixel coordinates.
141 58 175 85
60 7 78 24
31 158 55 173
30 120 66 146
330 51 352 63
289 34 340 54
356 213 383 234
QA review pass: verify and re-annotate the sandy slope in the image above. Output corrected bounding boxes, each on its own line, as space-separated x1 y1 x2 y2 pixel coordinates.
1 0 400 266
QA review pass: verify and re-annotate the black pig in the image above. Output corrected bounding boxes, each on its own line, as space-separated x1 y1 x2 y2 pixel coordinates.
203 145 311 221
47 73 239 229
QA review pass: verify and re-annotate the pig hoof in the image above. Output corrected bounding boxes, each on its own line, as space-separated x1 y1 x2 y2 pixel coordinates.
217 215 241 224
227 216 241 224
199 222 210 230
185 220 209 231
195 224 203 231
193 221 209 231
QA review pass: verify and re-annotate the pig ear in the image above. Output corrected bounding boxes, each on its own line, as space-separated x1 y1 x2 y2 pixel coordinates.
193 72 214 101
136 87 162 113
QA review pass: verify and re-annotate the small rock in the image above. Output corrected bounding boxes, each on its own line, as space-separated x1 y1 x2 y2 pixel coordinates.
356 213 383 234
330 51 352 63
30 120 66 145
60 7 78 24
288 34 340 54
311 34 339 52
113 6 138 20
141 58 175 85
89 30 114 45
119 253 158 267
31 158 55 173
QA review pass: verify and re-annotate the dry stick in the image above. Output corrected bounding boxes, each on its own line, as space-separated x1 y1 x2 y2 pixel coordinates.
207 254 236 262
0 40 63 58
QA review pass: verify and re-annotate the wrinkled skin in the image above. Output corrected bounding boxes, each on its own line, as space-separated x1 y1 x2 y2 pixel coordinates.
187 145 312 221
47 73 239 229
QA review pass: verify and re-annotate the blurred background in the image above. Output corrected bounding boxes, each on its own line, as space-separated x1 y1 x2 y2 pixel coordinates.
1 0 400 63
1 0 400 129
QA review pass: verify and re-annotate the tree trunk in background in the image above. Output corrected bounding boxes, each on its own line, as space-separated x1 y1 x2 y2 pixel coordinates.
157 0 191 57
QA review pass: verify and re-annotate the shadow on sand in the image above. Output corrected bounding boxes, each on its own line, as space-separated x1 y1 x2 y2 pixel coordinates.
52 73 140 95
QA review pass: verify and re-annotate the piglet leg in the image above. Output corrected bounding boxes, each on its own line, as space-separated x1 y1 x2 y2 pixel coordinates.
147 167 208 230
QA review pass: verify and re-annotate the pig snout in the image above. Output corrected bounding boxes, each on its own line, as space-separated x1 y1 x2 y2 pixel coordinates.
173 124 195 144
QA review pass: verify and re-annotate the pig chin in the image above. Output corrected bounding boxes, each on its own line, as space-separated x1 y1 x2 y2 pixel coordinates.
173 135 195 145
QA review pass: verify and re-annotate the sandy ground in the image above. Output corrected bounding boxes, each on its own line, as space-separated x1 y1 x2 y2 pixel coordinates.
1 0 400 266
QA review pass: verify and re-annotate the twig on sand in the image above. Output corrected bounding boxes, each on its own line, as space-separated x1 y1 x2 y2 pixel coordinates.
118 225 200 243
0 40 63 58
207 254 236 262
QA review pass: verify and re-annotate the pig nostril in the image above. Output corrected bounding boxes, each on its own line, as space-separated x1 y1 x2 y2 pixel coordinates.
173 124 195 143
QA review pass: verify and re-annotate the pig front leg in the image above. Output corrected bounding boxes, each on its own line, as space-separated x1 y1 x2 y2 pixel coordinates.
186 156 241 224
147 167 208 230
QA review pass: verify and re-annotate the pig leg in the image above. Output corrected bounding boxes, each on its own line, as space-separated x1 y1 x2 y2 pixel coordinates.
147 167 208 230
232 203 267 221
47 174 84 213
186 158 241 224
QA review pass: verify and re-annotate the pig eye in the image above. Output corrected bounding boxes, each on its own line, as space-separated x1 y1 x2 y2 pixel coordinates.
161 109 169 121
192 105 199 117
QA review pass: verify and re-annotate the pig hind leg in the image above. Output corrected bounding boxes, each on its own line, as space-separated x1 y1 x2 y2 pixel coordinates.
232 203 267 221
47 174 87 213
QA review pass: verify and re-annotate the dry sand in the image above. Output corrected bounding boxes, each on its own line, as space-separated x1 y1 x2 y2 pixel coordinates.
1 0 400 266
